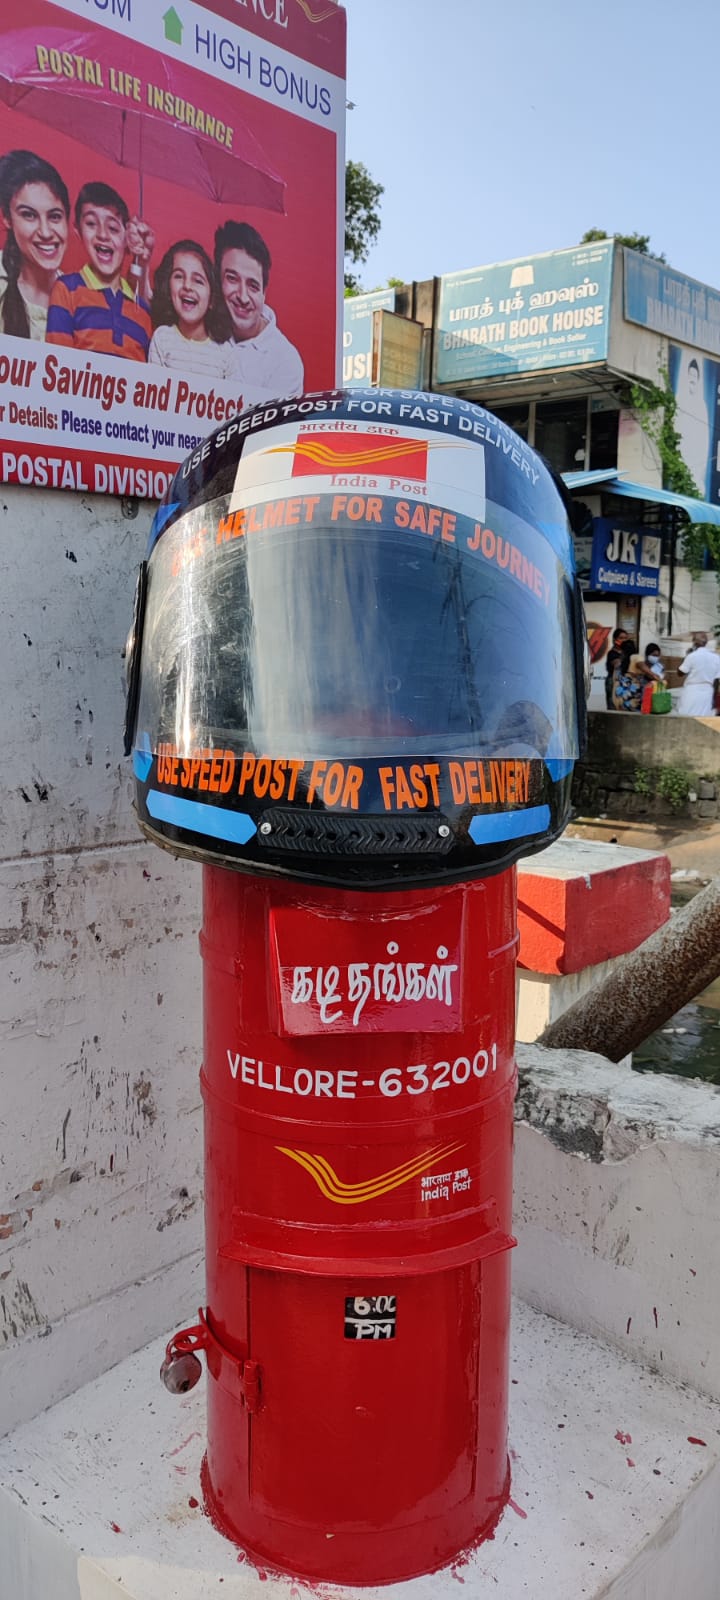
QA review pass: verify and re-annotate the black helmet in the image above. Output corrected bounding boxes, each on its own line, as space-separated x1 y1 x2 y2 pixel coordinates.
125 388 586 889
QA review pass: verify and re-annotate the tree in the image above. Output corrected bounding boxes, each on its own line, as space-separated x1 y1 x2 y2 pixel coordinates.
345 159 383 292
580 227 667 263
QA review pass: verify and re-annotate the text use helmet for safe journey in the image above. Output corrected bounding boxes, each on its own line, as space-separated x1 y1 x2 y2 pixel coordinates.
125 388 587 889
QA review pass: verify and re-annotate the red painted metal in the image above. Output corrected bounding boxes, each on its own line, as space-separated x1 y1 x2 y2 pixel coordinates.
198 863 518 1584
517 849 671 975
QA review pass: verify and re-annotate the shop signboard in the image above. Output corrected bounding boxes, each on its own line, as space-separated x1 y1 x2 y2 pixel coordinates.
372 309 424 389
668 342 720 504
342 287 394 386
590 517 661 597
624 250 720 360
0 0 346 496
434 242 613 386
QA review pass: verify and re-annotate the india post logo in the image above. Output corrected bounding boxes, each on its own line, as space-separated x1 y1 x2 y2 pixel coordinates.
273 432 430 481
294 0 341 20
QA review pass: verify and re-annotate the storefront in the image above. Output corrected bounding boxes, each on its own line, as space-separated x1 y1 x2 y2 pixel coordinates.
344 241 720 684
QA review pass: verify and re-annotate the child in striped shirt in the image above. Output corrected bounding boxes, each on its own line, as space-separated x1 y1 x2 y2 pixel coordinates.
148 239 233 379
47 182 153 362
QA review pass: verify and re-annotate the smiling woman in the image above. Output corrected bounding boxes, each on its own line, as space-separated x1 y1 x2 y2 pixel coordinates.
0 148 70 339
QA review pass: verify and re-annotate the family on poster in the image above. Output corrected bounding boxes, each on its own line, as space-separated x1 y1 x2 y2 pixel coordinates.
0 147 304 405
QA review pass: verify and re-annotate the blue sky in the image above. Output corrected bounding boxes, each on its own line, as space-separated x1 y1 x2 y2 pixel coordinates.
342 0 719 291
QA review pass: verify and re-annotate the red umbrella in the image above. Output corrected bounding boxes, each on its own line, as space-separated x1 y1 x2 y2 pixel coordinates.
0 26 286 214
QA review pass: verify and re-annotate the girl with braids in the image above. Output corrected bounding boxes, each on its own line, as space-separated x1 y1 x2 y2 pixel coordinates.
0 149 69 340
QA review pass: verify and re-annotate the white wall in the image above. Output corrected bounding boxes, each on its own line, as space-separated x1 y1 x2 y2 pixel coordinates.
607 255 667 390
0 487 204 1436
515 1044 720 1402
616 408 663 487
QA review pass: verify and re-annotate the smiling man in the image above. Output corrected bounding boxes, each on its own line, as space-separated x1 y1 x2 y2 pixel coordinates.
215 220 303 404
47 181 153 362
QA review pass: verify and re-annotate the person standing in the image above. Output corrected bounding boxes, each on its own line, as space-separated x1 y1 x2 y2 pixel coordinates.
612 640 655 712
604 627 629 709
678 633 719 716
644 643 666 680
215 220 303 404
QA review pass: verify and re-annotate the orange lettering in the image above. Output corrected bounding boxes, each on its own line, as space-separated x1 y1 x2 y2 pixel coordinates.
465 762 481 805
478 762 493 804
448 761 466 804
286 759 304 801
254 757 272 797
341 764 364 809
269 760 287 800
264 498 287 528
409 503 429 533
410 764 429 807
490 761 506 802
238 754 256 795
379 766 396 808
323 762 347 807
308 760 328 802
424 763 441 806
394 766 416 809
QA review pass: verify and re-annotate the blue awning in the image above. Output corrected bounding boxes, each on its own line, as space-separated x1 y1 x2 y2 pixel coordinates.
562 470 720 527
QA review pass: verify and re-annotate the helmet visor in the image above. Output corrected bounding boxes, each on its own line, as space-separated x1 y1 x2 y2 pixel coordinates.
136 489 578 766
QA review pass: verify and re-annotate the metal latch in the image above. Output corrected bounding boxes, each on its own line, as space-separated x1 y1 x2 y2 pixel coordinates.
160 1308 263 1413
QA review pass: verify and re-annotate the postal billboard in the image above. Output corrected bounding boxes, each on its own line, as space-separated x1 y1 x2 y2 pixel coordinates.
0 0 346 495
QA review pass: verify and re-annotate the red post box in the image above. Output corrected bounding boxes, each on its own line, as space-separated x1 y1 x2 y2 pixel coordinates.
126 388 586 1584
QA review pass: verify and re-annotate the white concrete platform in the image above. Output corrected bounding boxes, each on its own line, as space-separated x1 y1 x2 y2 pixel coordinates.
2 1300 720 1600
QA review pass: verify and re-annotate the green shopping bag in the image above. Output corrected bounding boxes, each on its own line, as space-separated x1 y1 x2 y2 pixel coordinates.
650 688 672 714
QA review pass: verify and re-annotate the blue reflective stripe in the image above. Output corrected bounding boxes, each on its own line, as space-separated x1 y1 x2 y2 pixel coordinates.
469 805 551 845
147 790 257 845
544 758 574 781
148 501 181 553
536 519 575 579
133 742 153 782
133 732 152 781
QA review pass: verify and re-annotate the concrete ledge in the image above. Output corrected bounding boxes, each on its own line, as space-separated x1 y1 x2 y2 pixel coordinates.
0 1250 203 1439
517 839 670 974
2 1303 720 1600
517 955 631 1065
515 1044 720 1400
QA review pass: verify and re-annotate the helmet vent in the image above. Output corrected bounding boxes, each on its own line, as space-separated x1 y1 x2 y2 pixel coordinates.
257 810 454 856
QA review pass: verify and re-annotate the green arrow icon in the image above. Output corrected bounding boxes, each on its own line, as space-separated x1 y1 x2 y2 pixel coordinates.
163 7 184 46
